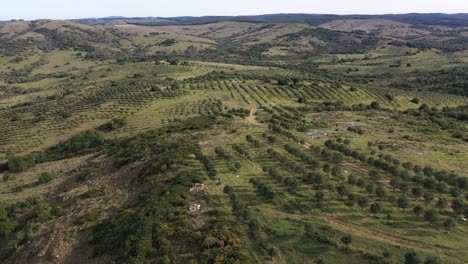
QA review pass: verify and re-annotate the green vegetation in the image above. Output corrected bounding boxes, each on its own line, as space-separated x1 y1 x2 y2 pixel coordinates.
0 14 467 264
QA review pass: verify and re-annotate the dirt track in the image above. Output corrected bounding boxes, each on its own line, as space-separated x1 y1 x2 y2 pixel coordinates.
340 161 369 175
247 104 267 128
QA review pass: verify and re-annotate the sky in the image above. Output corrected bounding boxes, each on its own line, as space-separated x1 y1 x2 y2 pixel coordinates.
1 0 468 20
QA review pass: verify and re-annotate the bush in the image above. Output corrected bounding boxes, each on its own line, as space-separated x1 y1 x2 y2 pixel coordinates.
249 178 276 200
0 203 17 238
32 201 52 222
7 157 32 173
37 172 53 184
78 211 102 225
405 250 422 264
46 131 105 159
370 101 381 110
79 189 105 199
77 167 94 182
341 234 353 247
424 209 439 225
443 218 456 230
397 196 410 210
424 256 442 264
97 118 127 132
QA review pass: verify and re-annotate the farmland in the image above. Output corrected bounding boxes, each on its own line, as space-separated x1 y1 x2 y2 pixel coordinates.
0 13 467 264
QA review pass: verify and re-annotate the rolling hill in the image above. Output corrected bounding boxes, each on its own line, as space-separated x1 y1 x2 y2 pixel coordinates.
0 13 467 264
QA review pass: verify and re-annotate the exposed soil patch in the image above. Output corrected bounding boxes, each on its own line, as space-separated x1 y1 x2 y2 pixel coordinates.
402 147 427 155
247 104 267 128
306 130 328 139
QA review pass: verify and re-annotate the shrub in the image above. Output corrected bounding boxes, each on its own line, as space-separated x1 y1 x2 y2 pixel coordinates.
405 250 422 264
77 167 94 182
97 118 127 132
397 196 410 210
424 209 439 225
0 203 17 238
370 101 381 110
37 172 53 184
32 201 52 222
424 256 442 264
341 234 352 247
7 157 32 173
78 211 102 225
79 189 105 199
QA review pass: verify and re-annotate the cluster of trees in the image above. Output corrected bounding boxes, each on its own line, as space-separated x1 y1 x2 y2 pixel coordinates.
158 39 177 47
266 107 307 131
214 147 233 161
325 139 467 194
224 185 250 220
224 185 278 258
303 222 337 246
246 135 261 147
4 61 53 85
284 144 320 168
315 147 346 164
196 151 217 179
268 124 300 143
232 144 251 160
268 116 296 130
93 125 242 263
262 166 299 191
304 172 326 186
266 135 277 144
271 105 304 121
96 118 127 132
214 147 242 172
390 66 468 96
296 101 383 113
264 106 315 132
93 169 207 262
284 28 379 55
47 130 105 157
7 131 105 173
267 148 306 174
323 139 468 225
201 224 244 263
404 104 468 141
404 250 443 264
226 107 250 118
277 77 301 86
249 178 276 200
0 198 56 259
347 126 365 135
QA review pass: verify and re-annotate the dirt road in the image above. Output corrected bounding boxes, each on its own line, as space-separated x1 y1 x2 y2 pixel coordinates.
247 104 267 128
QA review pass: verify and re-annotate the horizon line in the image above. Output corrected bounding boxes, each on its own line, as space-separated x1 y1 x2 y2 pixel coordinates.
2 12 468 22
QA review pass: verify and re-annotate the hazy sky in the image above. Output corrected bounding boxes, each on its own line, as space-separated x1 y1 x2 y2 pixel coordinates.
2 0 468 20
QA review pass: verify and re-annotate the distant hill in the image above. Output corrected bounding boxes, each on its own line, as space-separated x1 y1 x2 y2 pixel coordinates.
72 16 173 26
2 13 468 65
71 13 468 27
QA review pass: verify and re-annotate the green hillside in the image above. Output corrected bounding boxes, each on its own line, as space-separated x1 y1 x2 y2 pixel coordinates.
0 14 467 264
